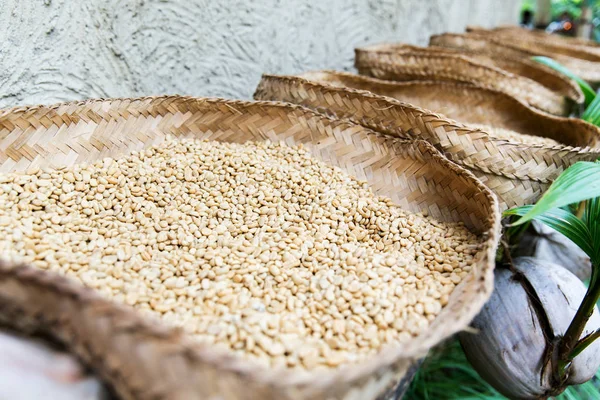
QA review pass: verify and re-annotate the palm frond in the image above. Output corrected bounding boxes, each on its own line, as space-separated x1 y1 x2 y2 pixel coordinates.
582 93 600 126
405 339 600 400
584 197 600 265
509 161 600 227
505 206 595 261
533 56 596 107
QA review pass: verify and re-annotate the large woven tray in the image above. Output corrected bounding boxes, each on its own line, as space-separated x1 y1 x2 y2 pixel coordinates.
463 28 600 85
0 96 500 400
429 33 584 109
254 71 600 210
354 43 575 116
468 25 600 57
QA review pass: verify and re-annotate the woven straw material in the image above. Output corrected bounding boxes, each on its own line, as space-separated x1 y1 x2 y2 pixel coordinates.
0 96 500 400
429 33 584 106
254 72 600 210
464 27 600 85
354 44 574 116
468 25 600 57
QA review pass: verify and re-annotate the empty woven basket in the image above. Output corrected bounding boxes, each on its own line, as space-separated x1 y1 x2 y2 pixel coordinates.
254 71 600 210
354 43 576 116
467 25 600 57
0 96 500 400
429 33 583 109
463 28 600 85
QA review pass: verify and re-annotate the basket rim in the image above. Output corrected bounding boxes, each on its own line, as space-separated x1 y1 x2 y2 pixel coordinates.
354 44 568 112
355 43 523 78
465 31 600 65
294 69 589 129
0 95 501 394
354 42 516 79
488 31 600 60
456 32 600 84
295 69 581 112
483 25 600 49
258 72 600 183
428 32 585 103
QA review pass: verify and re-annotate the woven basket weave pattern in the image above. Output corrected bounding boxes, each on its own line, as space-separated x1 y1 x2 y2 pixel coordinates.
354 45 571 116
475 26 600 58
463 29 600 84
496 27 600 56
254 72 600 210
0 96 500 400
428 33 583 105
286 71 595 147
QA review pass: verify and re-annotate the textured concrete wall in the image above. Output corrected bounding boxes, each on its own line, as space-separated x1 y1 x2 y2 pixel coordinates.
0 0 520 108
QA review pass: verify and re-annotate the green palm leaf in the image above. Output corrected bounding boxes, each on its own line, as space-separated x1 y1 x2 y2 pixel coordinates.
533 56 596 107
505 206 594 260
584 196 600 274
582 93 600 126
509 161 600 226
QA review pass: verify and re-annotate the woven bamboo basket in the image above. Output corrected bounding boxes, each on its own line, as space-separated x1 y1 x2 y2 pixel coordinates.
0 96 500 400
429 33 584 108
254 71 600 210
463 28 600 85
354 44 575 116
467 25 600 57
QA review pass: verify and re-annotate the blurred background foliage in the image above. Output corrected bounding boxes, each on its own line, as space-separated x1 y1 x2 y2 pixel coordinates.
522 0 600 41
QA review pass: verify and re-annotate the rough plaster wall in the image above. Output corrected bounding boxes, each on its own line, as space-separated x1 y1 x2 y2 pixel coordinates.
0 0 520 108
